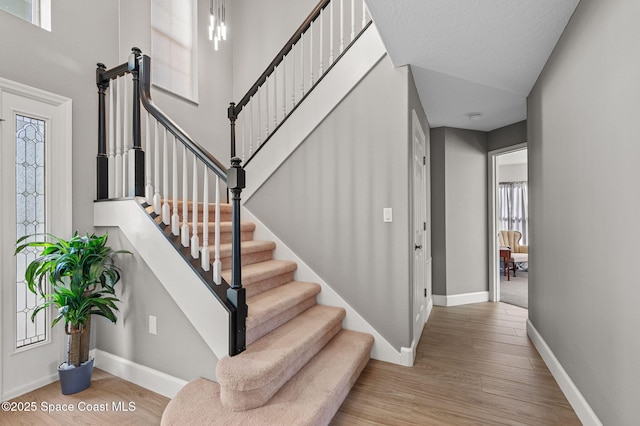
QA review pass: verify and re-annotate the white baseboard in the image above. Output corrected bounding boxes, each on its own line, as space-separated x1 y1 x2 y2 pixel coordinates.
526 321 602 426
2 373 58 401
433 291 489 307
94 349 187 399
400 346 414 367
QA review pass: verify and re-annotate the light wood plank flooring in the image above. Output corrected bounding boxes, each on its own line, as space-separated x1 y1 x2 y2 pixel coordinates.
332 302 580 425
0 368 168 425
2 302 579 425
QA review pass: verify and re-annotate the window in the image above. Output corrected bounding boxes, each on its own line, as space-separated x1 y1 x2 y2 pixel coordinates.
0 0 51 31
151 0 198 103
14 114 47 348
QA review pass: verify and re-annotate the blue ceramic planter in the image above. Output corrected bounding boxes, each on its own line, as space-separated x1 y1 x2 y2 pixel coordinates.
58 358 94 395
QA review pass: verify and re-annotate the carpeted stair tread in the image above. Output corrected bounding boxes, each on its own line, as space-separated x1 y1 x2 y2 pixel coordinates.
246 281 321 345
189 221 255 232
161 330 374 426
216 304 346 410
215 241 276 269
165 199 233 213
222 259 298 298
191 221 255 243
215 240 276 258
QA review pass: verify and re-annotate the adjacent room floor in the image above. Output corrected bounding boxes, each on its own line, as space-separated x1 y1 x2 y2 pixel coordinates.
500 269 529 309
2 303 577 425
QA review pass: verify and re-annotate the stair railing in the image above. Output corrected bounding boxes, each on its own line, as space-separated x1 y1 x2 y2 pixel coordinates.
96 48 247 356
228 0 372 166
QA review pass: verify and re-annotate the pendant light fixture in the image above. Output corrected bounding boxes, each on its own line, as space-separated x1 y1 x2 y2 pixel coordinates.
209 0 227 51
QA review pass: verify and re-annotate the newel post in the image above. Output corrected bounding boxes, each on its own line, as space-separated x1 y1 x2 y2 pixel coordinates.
129 47 145 197
227 102 247 355
227 156 247 355
96 63 109 200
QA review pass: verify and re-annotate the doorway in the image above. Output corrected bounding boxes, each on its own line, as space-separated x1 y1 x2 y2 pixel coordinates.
0 78 72 400
411 110 432 360
488 144 528 306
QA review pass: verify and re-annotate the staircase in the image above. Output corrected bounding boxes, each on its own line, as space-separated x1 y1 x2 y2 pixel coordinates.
147 201 373 424
94 0 377 423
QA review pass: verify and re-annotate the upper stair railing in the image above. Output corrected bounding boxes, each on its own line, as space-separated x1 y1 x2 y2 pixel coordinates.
228 0 372 165
95 48 247 356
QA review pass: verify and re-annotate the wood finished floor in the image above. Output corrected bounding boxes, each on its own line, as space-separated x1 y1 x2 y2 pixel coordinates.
0 368 168 425
2 302 579 425
332 302 580 425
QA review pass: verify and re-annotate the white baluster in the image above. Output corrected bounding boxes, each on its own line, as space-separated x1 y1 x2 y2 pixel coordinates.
190 156 200 259
291 46 296 108
273 67 278 129
282 55 287 117
330 1 335 64
242 113 246 161
340 0 345 53
145 112 153 205
171 134 180 235
319 9 324 77
115 78 123 199
300 33 305 97
201 168 210 271
108 82 116 199
309 23 314 86
161 127 170 224
351 0 355 41
181 145 190 247
152 121 161 214
257 89 262 145
265 76 270 137
362 0 367 29
122 77 129 197
249 96 254 155
213 175 221 284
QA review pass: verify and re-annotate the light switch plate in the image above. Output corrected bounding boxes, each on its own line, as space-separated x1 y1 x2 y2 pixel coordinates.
149 315 157 335
383 208 393 223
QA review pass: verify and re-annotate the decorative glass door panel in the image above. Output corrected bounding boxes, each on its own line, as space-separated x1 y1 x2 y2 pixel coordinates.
14 114 47 349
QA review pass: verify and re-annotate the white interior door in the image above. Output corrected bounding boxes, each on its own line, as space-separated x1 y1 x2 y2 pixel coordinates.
0 79 72 400
412 111 428 351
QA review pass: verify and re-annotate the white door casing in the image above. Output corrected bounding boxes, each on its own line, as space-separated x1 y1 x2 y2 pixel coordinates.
411 110 429 357
0 78 72 400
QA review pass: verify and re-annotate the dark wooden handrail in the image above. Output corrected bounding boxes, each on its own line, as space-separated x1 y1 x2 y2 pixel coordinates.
230 0 331 118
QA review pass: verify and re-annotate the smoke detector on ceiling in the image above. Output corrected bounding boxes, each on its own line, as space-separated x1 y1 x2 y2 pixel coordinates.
467 113 483 121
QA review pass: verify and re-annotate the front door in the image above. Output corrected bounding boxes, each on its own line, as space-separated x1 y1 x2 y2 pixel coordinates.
0 79 72 400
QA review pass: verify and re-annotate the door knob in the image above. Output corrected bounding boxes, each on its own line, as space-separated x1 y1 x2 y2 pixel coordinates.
414 244 422 250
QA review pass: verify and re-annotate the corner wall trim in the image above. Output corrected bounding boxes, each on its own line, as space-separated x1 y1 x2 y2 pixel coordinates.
433 291 489 307
94 349 187 399
526 320 602 426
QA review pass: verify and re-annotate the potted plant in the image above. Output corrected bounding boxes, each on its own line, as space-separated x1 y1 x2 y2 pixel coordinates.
15 232 131 394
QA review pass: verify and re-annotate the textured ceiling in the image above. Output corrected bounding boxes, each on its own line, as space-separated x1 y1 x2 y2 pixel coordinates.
365 0 580 132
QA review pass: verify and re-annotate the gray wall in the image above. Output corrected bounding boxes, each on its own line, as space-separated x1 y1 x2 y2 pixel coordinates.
488 120 526 152
94 228 217 381
0 0 231 381
527 0 640 424
498 163 527 183
430 128 447 295
430 127 488 296
247 57 413 349
232 0 316 99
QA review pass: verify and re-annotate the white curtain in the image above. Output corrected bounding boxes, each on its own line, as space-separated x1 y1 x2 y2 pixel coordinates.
498 181 528 244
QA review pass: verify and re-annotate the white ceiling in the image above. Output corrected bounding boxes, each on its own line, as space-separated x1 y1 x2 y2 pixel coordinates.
365 0 580 132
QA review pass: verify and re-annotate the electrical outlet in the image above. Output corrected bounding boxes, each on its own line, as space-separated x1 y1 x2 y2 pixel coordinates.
149 315 157 335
